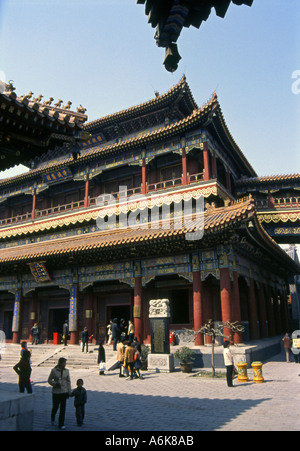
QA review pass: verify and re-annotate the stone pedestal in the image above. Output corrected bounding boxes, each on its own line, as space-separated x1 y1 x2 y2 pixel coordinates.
148 353 175 373
0 391 34 431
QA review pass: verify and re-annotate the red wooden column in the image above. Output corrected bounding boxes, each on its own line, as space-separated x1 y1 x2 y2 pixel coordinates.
141 158 147 195
32 189 37 220
203 142 210 181
220 268 232 341
84 175 90 208
248 277 259 340
193 270 204 345
258 282 268 338
181 148 188 185
232 271 243 344
134 276 143 343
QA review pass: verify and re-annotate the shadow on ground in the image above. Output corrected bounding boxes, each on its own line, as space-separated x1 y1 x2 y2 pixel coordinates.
0 379 270 432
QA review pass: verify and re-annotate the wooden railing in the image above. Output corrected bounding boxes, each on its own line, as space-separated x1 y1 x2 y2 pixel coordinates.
0 172 205 227
255 197 300 210
0 212 32 227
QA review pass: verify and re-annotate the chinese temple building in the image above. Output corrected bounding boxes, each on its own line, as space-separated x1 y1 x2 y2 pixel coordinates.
236 174 300 245
0 76 299 346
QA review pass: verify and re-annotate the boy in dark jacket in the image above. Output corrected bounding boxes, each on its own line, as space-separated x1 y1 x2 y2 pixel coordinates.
13 350 32 393
71 378 87 426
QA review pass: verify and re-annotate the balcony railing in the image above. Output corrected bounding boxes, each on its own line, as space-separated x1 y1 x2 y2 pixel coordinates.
255 197 300 210
0 172 205 228
148 172 204 192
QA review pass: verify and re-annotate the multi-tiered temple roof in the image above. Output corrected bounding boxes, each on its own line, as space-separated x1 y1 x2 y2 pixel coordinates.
0 81 89 172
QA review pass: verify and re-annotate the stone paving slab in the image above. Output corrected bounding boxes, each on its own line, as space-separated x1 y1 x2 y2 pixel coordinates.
0 349 299 432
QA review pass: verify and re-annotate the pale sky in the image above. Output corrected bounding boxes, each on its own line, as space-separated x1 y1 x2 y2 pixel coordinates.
0 0 299 179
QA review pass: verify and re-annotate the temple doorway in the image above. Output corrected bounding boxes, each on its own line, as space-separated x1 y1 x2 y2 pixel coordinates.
3 311 13 340
48 308 69 341
107 305 131 327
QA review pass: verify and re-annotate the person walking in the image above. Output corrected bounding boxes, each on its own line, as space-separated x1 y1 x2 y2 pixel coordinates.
31 323 39 345
71 378 87 427
107 320 113 345
13 350 32 394
81 327 90 353
117 337 126 377
134 345 143 379
48 357 71 430
62 320 69 346
111 318 121 351
124 341 135 380
120 318 127 340
97 341 106 375
128 320 135 343
282 333 292 363
223 340 234 387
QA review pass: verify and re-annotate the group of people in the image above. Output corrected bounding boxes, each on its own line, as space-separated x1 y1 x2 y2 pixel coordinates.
13 341 89 429
106 318 142 380
107 318 135 351
48 357 87 429
116 337 143 380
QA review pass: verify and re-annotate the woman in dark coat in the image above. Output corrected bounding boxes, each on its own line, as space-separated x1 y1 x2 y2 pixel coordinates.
97 341 106 375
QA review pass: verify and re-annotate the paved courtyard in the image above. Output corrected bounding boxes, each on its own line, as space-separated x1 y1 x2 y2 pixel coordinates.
1 346 300 433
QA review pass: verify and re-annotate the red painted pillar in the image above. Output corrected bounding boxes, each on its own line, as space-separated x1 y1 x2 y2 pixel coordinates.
32 189 37 220
182 148 188 185
193 270 204 345
141 159 147 195
248 278 259 340
134 276 143 343
232 272 243 344
203 142 210 181
84 175 90 208
220 268 232 341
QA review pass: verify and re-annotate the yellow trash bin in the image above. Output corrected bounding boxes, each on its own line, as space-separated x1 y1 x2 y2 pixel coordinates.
237 362 249 382
251 361 264 383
